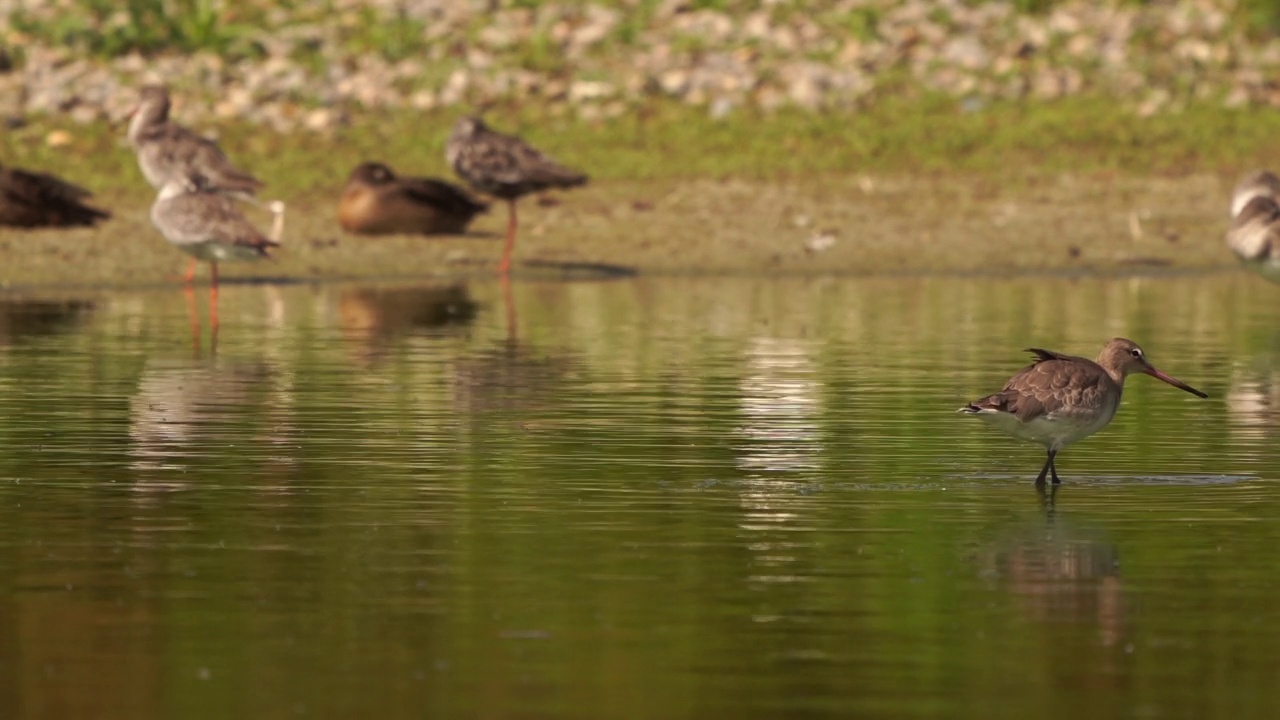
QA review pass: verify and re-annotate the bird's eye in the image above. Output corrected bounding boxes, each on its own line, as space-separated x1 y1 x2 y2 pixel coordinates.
1130 349 1142 358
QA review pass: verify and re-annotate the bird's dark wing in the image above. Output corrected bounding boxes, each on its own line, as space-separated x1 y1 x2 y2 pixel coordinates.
399 177 489 215
965 350 1113 422
5 166 93 203
0 166 110 227
455 126 587 194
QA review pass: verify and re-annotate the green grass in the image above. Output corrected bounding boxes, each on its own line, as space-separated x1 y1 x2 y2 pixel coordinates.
343 7 430 63
8 94 1280 201
13 0 1280 65
1237 0 1280 37
10 0 267 59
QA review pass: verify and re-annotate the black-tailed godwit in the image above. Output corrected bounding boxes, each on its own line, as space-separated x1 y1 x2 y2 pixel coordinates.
960 338 1207 486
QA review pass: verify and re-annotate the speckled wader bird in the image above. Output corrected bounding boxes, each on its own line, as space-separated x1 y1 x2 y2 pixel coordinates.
446 116 588 275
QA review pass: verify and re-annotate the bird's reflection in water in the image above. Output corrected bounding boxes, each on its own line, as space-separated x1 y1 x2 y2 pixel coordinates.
451 339 572 414
1226 374 1273 440
1218 332 1280 464
982 512 1127 651
1226 356 1280 439
127 358 279 484
1219 323 1280 434
450 280 573 414
338 283 478 365
0 297 94 345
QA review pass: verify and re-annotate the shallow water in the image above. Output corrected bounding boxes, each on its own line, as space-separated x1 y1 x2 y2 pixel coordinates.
0 272 1277 718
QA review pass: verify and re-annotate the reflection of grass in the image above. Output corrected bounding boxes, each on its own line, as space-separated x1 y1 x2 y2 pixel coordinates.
7 92 1280 199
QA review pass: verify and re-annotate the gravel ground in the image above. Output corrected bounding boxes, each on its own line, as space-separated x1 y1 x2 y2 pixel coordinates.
0 0 1275 132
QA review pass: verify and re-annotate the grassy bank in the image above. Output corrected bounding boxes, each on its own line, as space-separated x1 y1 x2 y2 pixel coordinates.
6 94 1280 204
0 94 1262 287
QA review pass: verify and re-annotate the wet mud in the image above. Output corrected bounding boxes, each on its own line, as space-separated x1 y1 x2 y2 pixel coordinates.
0 172 1235 289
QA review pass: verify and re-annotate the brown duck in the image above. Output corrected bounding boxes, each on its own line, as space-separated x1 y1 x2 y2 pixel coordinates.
446 116 588 274
338 162 488 235
0 164 110 228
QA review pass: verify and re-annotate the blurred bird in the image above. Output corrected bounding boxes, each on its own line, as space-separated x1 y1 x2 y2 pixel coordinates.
0 164 110 228
127 84 263 197
339 161 488 235
1227 194 1280 282
150 177 284 325
1230 169 1280 219
446 116 588 275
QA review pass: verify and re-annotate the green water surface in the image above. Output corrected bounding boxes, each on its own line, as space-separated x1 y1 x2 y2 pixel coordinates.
0 273 1274 719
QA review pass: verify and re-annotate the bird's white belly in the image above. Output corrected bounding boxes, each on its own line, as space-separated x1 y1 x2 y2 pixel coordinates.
179 240 262 263
977 398 1120 451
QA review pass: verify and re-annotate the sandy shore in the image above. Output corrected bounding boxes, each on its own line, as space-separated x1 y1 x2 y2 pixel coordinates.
0 171 1237 290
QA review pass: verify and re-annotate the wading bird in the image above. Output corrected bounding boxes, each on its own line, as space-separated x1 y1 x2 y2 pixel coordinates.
959 338 1207 487
127 84 263 197
446 116 588 275
150 177 284 325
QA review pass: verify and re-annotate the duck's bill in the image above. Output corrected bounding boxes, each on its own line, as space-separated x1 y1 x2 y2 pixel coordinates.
1147 368 1209 398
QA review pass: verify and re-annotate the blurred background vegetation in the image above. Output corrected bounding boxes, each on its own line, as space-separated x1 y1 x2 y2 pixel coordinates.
5 0 1280 194
8 0 1280 62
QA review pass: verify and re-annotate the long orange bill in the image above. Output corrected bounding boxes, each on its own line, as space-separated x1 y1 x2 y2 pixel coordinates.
1146 367 1208 398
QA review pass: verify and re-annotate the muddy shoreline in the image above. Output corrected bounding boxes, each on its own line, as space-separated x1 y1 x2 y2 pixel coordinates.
0 172 1238 290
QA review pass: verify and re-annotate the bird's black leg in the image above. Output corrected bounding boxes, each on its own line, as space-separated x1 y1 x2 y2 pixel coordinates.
1034 450 1053 487
1048 449 1061 485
